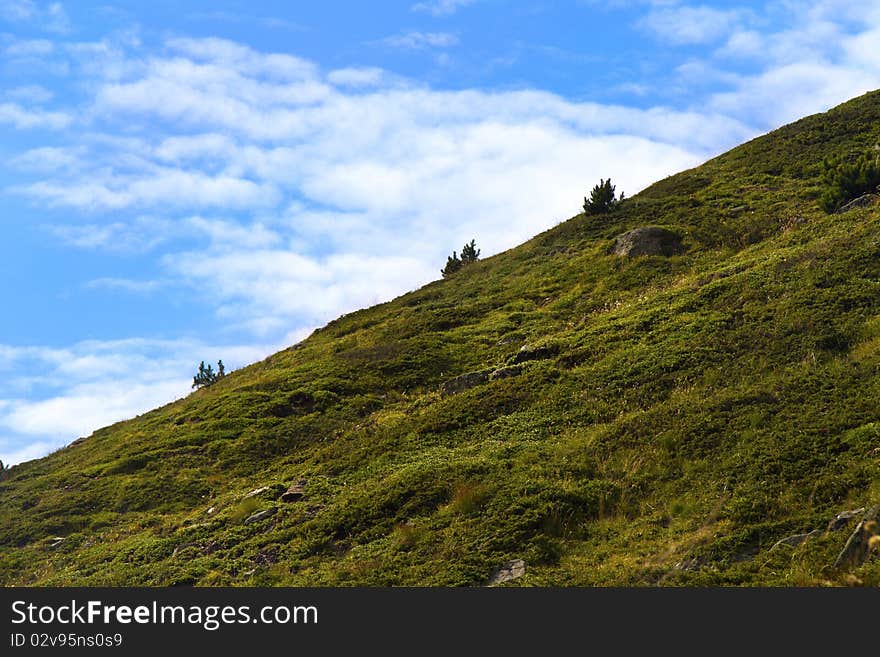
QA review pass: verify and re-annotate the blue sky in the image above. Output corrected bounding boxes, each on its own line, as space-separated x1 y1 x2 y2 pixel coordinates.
2 0 879 465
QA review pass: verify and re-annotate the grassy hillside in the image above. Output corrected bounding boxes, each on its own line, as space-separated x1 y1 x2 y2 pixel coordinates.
2 91 880 586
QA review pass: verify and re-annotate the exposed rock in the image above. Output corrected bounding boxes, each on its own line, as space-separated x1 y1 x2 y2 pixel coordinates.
441 370 490 395
770 529 822 551
768 505 879 562
487 559 526 585
834 522 872 569
497 334 523 346
243 507 277 525
832 505 879 569
612 226 683 257
49 537 66 548
281 480 307 503
835 193 878 214
243 486 271 500
512 343 559 364
489 364 524 381
826 508 865 532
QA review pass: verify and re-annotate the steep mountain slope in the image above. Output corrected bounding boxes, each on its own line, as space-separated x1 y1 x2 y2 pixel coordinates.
2 91 880 586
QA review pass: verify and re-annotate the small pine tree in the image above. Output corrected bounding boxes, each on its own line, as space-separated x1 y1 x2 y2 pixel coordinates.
442 240 480 278
442 251 462 278
460 239 480 263
584 178 623 215
192 360 224 389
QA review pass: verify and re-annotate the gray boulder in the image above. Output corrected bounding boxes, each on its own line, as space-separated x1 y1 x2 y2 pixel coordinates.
244 507 277 525
441 370 490 395
612 226 683 257
512 343 559 364
487 559 526 585
835 193 878 214
489 364 524 380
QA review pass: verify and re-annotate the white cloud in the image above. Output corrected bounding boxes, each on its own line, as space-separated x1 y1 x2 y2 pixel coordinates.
327 67 389 88
153 133 236 162
4 37 54 55
6 84 54 103
43 2 69 33
639 5 745 45
411 0 475 16
85 277 164 294
708 62 879 127
718 29 765 58
50 217 174 252
10 146 80 172
166 248 438 335
0 102 71 129
0 0 69 33
842 26 880 72
380 31 459 49
18 168 280 210
0 0 36 22
166 36 317 80
2 380 185 437
183 216 281 249
704 3 880 126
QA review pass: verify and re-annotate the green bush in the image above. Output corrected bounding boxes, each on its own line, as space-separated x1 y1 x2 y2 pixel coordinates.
818 152 880 212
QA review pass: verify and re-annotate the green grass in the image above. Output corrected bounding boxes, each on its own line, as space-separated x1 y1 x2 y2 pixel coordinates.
2 90 880 586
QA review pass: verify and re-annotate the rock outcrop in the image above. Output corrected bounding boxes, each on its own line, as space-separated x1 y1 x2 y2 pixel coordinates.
441 370 490 395
487 559 526 585
612 226 683 257
281 480 306 503
244 508 277 525
834 193 878 214
512 343 559 364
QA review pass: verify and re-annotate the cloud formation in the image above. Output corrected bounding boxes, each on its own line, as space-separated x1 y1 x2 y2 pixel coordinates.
0 0 70 33
411 0 475 17
380 31 459 49
639 5 746 45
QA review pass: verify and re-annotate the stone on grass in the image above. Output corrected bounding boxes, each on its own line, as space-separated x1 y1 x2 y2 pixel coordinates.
612 226 683 257
487 559 526 586
281 480 307 503
244 507 277 525
243 486 271 500
441 370 490 395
